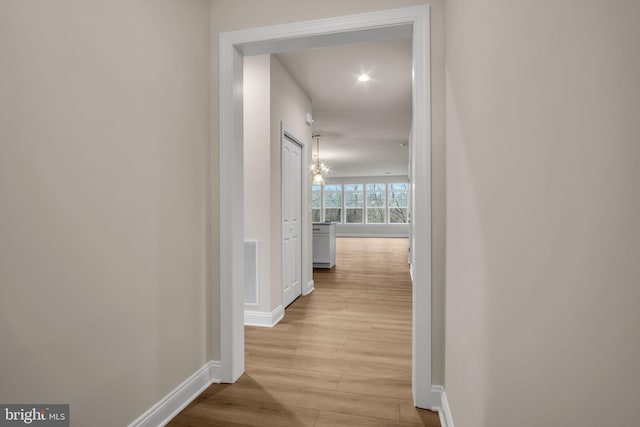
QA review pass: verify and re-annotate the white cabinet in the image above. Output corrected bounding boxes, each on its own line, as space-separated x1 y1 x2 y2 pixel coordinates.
312 222 336 268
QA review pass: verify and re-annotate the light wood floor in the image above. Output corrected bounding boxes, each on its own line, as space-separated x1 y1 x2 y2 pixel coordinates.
169 237 440 427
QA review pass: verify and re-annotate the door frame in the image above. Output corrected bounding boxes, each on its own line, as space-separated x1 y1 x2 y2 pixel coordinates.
218 5 433 408
280 123 309 308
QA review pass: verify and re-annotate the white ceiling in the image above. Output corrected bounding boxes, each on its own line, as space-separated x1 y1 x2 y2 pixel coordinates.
275 38 412 178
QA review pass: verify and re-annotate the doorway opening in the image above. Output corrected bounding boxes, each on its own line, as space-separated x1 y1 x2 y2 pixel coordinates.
218 5 432 408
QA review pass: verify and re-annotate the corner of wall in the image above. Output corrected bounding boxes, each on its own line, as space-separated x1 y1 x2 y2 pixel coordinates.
244 305 284 327
128 361 222 427
431 385 454 427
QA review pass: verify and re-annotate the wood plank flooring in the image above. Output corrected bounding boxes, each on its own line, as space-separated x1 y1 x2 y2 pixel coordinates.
169 237 440 427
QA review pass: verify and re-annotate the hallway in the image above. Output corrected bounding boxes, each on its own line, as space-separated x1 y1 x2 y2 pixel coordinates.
169 238 440 426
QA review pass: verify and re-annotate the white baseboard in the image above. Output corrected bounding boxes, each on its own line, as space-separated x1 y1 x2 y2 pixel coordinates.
128 360 221 427
303 280 315 296
431 385 454 427
244 304 284 327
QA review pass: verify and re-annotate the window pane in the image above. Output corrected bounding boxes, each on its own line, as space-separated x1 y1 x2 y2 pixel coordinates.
324 183 342 222
389 183 408 191
323 184 341 192
366 183 385 192
344 184 363 191
312 209 321 223
345 208 363 223
324 191 342 208
345 192 363 207
325 208 341 223
366 191 385 208
312 186 322 209
390 207 408 223
389 191 408 208
367 208 385 224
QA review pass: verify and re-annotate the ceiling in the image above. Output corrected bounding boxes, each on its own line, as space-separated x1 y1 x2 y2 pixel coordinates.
275 38 412 178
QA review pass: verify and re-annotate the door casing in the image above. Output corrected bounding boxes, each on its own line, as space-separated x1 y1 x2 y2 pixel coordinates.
218 5 433 408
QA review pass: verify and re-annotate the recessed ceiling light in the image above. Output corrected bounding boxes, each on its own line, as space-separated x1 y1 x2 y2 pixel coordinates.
358 73 370 82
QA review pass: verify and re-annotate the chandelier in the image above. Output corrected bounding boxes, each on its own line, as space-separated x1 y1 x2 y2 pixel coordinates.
310 134 329 185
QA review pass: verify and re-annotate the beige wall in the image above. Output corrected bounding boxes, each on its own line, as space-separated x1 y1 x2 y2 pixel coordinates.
210 0 446 386
428 0 446 388
0 1 211 426
0 2 446 422
445 1 640 426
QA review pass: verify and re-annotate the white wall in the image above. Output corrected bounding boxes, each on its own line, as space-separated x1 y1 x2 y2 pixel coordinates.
445 0 640 426
322 175 410 237
210 0 445 385
243 54 312 318
0 1 211 426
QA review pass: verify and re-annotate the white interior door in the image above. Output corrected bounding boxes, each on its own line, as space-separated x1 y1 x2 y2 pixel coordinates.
282 135 302 308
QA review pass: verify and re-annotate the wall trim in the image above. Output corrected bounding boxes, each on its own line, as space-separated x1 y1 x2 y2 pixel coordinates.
430 385 454 427
244 305 284 327
128 360 221 427
303 279 315 295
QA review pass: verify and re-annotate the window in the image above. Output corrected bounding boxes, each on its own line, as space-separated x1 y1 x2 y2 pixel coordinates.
366 184 386 224
388 183 409 223
311 185 322 222
323 184 342 223
312 181 409 225
344 184 363 223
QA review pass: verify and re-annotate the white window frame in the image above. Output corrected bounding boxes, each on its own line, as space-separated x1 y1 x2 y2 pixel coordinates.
344 184 364 224
388 183 409 224
322 184 343 223
315 181 410 225
365 183 386 224
311 185 322 223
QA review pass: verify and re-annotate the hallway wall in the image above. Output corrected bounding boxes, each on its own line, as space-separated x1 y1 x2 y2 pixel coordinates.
445 1 640 426
0 1 211 425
